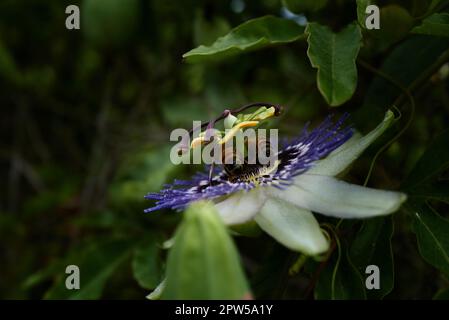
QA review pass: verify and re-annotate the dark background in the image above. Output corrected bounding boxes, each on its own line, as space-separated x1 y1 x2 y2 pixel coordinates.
0 0 448 299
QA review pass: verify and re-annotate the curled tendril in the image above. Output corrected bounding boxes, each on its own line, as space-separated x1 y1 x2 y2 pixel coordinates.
358 59 415 187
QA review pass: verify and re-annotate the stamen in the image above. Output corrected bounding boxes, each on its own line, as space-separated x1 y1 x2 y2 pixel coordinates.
190 136 207 149
219 121 259 145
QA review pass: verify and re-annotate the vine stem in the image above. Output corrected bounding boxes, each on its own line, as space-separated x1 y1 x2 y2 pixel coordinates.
303 236 337 299
329 228 342 300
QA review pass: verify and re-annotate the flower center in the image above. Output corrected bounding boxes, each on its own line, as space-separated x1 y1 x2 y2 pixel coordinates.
224 160 280 184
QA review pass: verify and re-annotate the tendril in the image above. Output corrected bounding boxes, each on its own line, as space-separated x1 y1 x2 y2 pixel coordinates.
357 59 416 187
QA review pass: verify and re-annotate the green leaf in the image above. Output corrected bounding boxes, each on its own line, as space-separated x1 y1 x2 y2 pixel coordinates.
356 0 372 28
401 131 449 280
357 36 449 128
402 130 449 189
408 201 449 277
0 40 22 85
434 288 449 300
109 146 177 208
412 13 449 38
315 240 366 300
23 259 67 290
429 0 442 11
283 0 328 12
350 217 394 299
132 238 162 290
229 220 262 237
44 239 136 299
406 181 449 203
427 0 449 14
162 201 251 299
305 22 362 106
251 243 292 299
183 16 305 63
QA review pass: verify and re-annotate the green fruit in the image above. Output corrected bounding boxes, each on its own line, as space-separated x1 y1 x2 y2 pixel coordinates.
379 5 413 44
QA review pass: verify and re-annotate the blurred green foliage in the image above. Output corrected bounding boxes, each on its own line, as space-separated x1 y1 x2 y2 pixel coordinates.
0 0 449 299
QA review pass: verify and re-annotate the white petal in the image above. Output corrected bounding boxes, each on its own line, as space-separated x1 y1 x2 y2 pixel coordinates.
215 189 266 225
308 110 395 176
271 174 407 219
255 197 329 255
